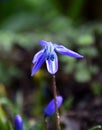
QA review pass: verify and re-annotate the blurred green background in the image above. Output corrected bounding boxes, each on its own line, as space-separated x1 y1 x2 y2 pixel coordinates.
0 0 102 130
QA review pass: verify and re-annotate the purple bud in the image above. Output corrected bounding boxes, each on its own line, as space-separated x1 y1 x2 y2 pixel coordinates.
14 115 23 130
44 96 63 116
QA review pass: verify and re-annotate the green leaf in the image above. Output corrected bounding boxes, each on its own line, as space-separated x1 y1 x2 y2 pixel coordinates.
0 97 19 114
89 125 101 130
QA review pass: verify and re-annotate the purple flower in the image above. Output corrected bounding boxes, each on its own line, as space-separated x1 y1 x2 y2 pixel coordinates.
44 96 63 116
31 40 83 75
14 115 23 130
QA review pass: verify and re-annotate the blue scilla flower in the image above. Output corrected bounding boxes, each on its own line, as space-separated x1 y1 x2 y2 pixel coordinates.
31 40 83 76
14 115 23 130
44 96 63 116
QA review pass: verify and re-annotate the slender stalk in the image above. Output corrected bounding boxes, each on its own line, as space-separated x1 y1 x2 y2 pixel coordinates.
52 74 61 130
44 116 49 130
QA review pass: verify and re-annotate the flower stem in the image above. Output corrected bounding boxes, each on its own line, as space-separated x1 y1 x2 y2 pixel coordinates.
52 74 61 130
44 116 49 130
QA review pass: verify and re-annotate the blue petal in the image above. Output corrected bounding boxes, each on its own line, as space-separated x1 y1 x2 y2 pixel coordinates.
55 45 84 58
14 115 23 130
31 50 46 76
46 52 58 74
44 96 63 116
32 49 44 64
40 40 49 46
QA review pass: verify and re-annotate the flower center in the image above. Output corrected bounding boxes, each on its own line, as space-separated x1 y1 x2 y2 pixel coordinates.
46 54 54 61
45 42 55 61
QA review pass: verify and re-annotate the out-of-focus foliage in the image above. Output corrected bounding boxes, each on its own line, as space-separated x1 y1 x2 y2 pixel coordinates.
0 62 22 86
63 97 74 110
0 96 19 130
0 0 102 130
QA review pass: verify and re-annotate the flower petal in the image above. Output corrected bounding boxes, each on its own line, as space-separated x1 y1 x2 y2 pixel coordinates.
32 49 44 64
31 51 46 76
55 45 84 58
40 40 49 46
46 52 58 74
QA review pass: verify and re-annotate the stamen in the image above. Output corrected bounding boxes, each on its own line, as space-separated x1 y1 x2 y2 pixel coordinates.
46 55 50 60
46 54 54 61
50 55 54 61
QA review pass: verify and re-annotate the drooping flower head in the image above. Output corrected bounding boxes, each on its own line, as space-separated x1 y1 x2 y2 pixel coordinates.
31 40 83 76
14 115 23 130
44 96 63 116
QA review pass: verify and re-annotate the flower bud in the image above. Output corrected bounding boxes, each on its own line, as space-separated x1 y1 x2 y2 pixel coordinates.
44 96 63 116
14 115 23 130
